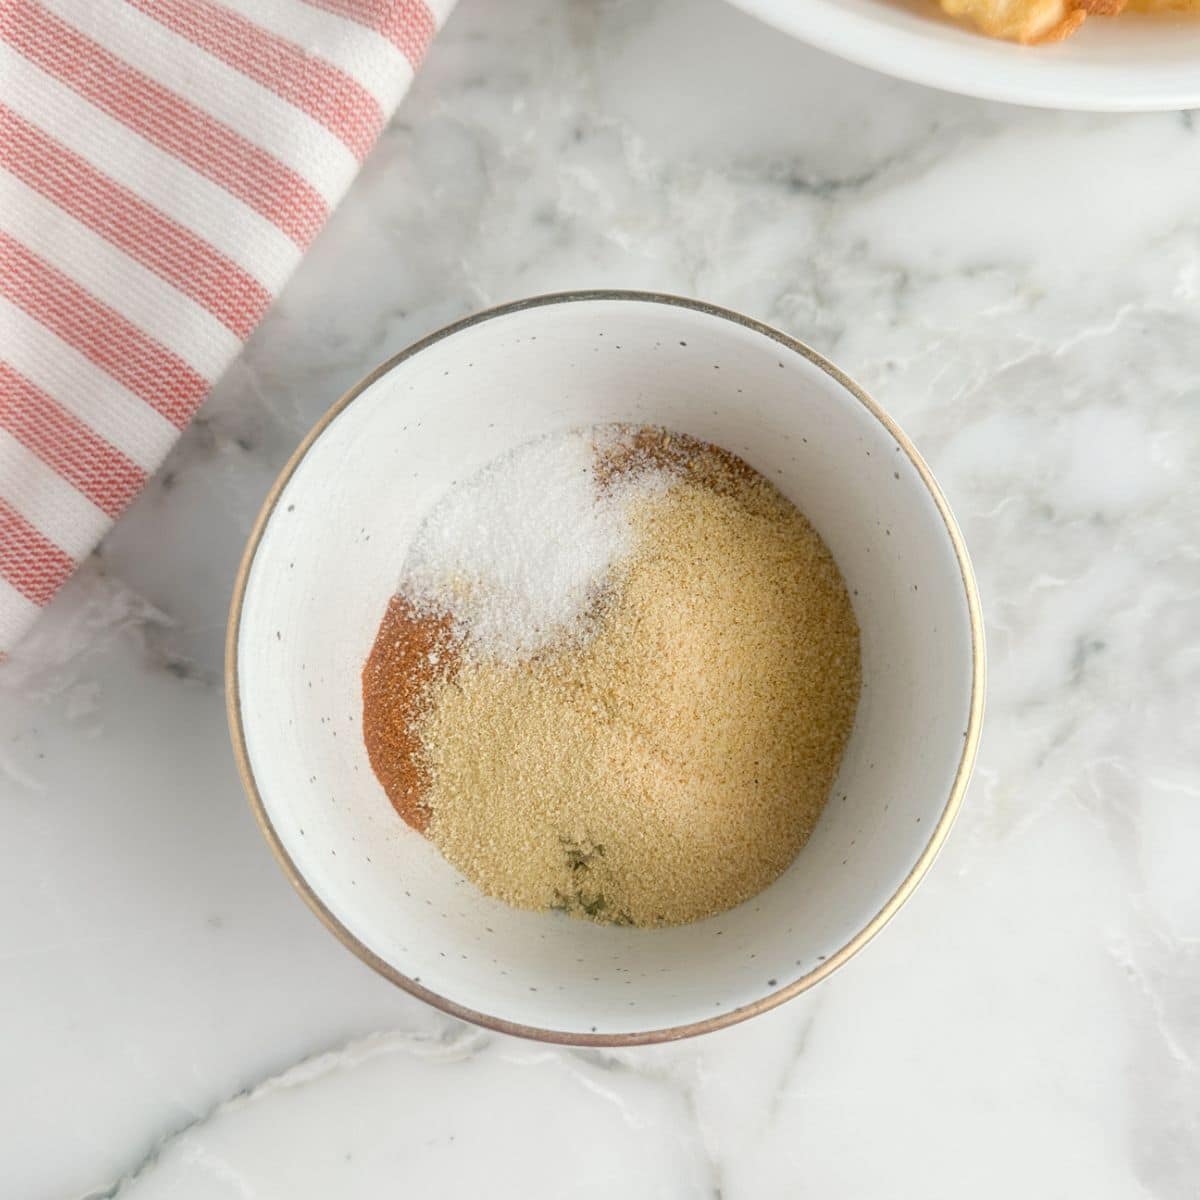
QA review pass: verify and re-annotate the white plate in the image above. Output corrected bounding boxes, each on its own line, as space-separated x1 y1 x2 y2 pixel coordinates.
726 0 1200 110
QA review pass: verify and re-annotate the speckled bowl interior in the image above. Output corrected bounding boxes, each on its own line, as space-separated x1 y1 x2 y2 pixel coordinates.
229 293 982 1043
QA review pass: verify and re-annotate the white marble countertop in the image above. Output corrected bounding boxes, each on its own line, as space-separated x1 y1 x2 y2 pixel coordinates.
4 1 1199 1196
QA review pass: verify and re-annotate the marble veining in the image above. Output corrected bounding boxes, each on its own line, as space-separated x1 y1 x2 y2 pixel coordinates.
2 0 1198 1197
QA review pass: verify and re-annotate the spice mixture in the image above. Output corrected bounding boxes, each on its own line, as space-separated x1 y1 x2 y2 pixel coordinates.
362 425 861 927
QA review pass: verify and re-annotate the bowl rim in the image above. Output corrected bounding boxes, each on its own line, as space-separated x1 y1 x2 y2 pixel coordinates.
225 289 986 1046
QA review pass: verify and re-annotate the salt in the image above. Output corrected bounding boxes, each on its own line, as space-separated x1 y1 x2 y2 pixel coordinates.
400 426 665 658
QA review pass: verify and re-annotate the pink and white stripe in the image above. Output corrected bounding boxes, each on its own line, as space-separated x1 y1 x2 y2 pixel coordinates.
0 0 453 656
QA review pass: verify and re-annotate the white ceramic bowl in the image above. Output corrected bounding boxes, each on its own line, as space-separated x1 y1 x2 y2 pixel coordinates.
227 292 984 1045
725 0 1200 111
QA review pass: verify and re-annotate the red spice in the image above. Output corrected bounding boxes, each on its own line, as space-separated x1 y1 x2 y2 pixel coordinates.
361 594 459 833
593 425 755 496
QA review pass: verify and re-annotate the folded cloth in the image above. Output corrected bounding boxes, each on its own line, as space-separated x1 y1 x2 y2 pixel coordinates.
0 0 454 656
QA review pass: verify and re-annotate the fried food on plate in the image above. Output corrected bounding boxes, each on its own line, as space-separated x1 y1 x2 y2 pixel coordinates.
936 0 1199 41
937 0 1092 42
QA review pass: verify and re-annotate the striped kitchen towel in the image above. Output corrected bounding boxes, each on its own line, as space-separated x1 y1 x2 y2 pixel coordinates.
0 0 455 656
